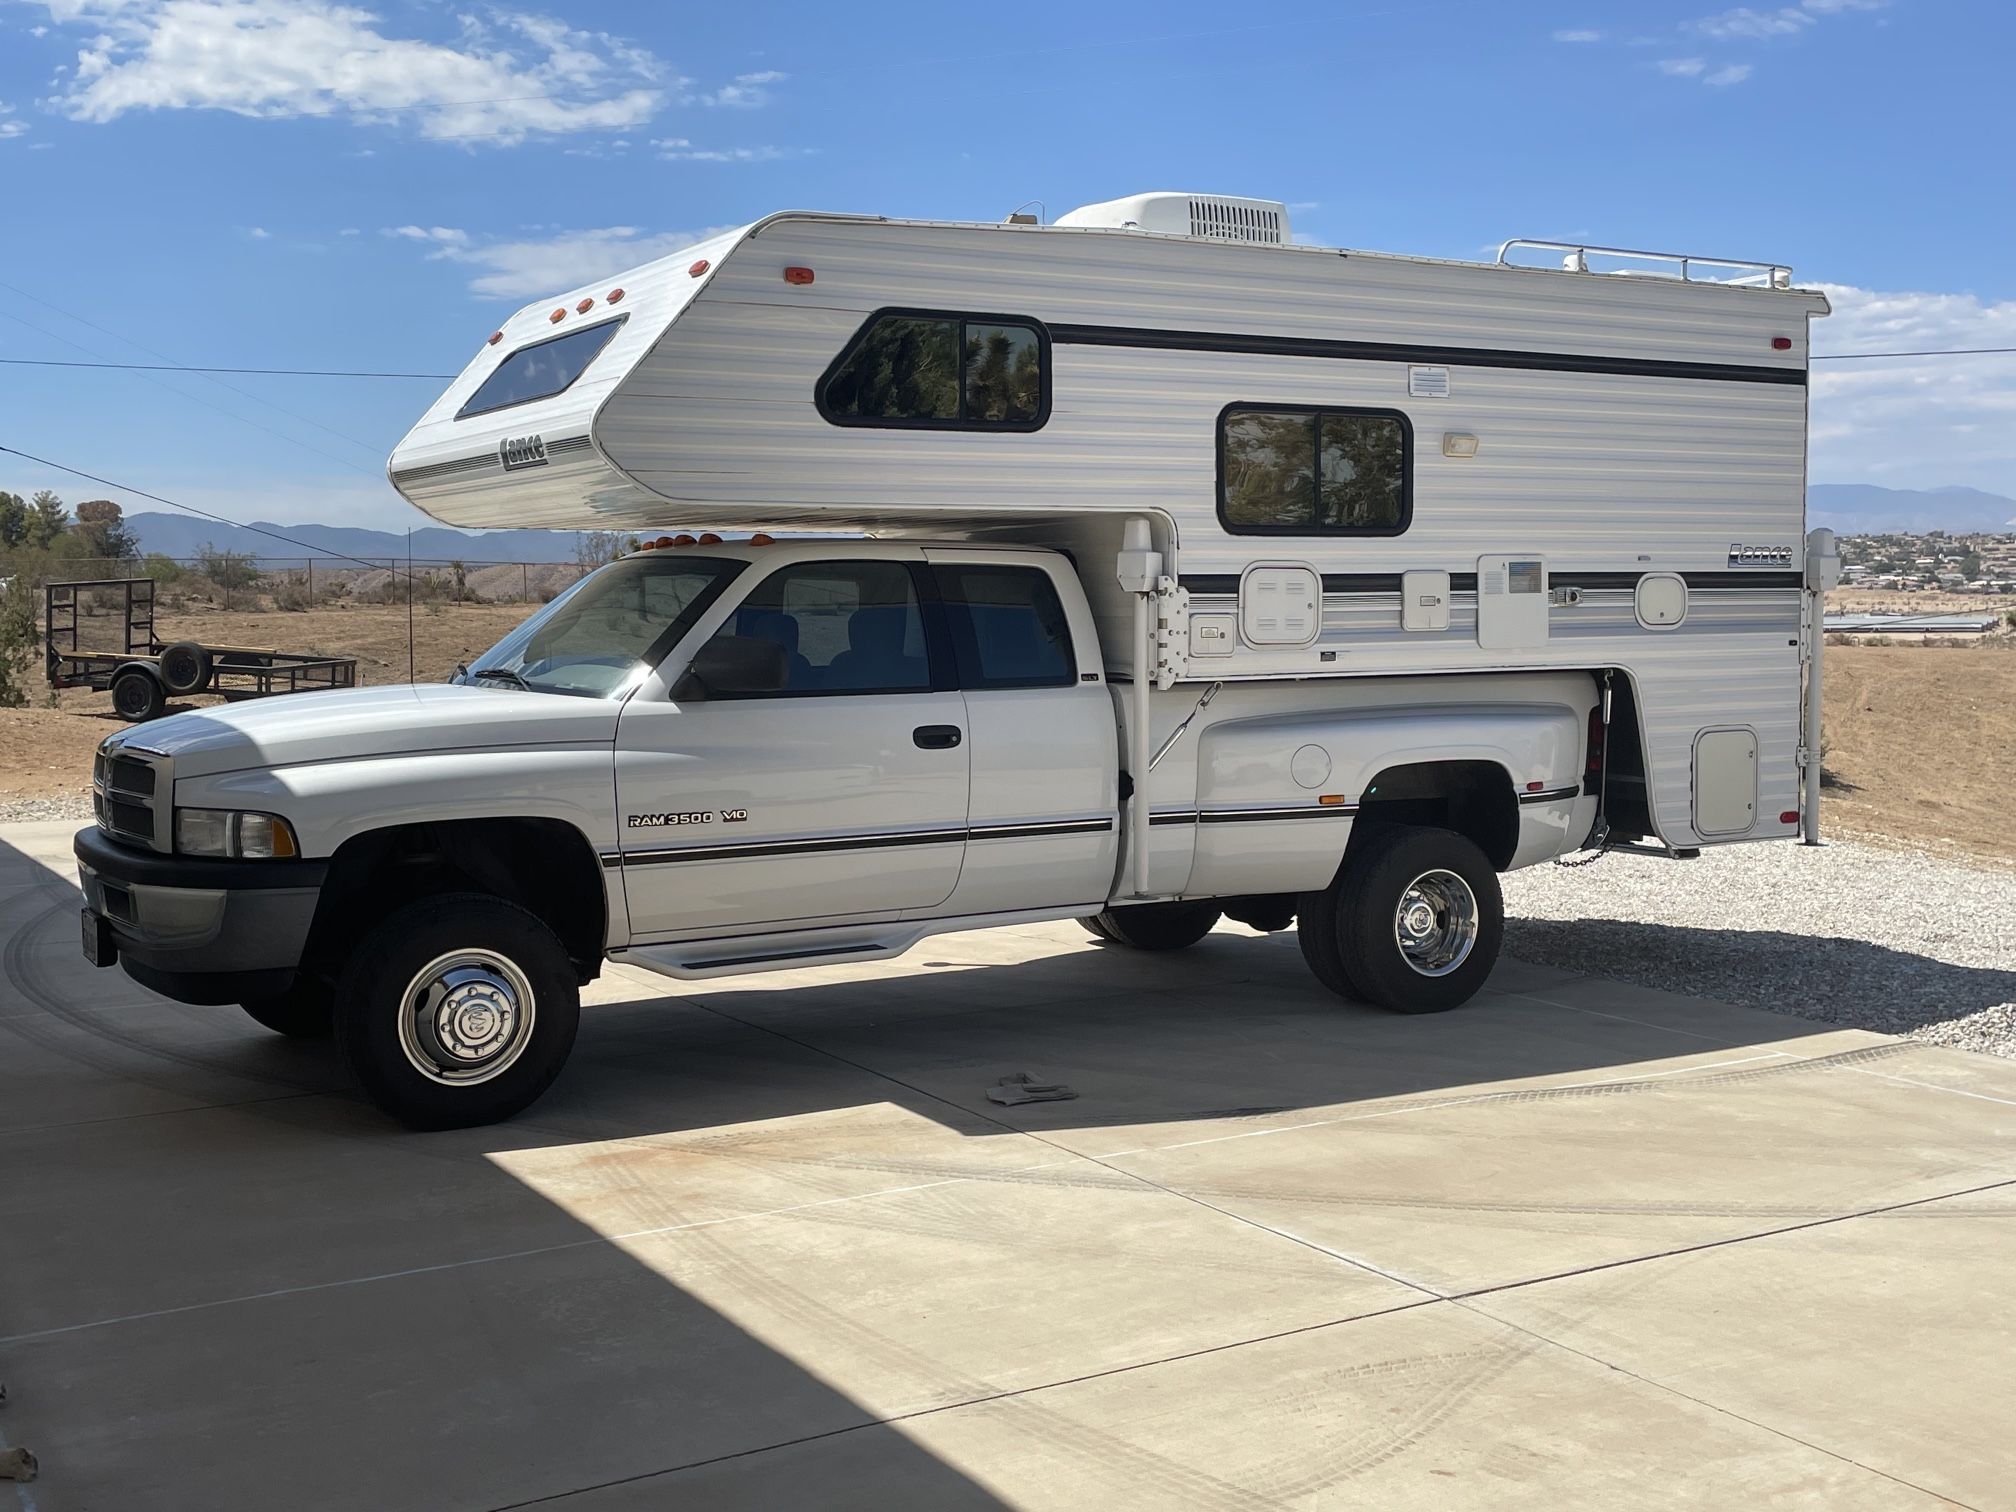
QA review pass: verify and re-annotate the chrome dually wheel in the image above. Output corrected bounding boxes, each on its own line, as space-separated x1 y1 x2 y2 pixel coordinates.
336 894 581 1129
1393 870 1480 978
397 949 537 1085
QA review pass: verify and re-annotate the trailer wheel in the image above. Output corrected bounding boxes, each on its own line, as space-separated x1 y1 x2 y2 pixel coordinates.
239 977 334 1038
334 892 580 1130
1080 901 1221 951
110 667 165 722
157 641 213 695
1307 826 1503 1014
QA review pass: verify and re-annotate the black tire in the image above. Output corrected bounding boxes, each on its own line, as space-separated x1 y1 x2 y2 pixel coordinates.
1082 901 1222 951
1310 825 1503 1014
157 641 213 695
111 668 165 722
1224 896 1297 933
1295 883 1357 998
239 977 334 1037
334 893 580 1130
1077 914 1120 942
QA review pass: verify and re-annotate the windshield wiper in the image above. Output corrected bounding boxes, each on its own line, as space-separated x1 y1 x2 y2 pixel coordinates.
468 665 531 690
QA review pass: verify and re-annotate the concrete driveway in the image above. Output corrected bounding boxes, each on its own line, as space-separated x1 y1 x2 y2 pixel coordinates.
3 817 2012 1510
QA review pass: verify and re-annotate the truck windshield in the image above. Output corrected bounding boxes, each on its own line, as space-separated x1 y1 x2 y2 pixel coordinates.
464 555 744 698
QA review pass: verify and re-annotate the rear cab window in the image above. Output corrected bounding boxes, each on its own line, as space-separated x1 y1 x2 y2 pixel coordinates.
936 564 1076 689
457 316 628 420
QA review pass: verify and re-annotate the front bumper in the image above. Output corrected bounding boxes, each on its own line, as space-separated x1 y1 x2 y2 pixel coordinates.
73 826 328 1005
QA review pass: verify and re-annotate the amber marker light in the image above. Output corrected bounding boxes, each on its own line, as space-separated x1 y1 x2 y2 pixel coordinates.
689 259 710 277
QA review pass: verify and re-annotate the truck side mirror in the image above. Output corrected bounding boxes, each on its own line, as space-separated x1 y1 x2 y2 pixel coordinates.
679 635 789 698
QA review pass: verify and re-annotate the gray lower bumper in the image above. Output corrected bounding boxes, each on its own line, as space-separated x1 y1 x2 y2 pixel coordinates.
77 864 320 975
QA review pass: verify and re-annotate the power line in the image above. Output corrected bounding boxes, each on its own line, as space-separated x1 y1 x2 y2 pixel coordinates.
0 444 430 580
1812 347 2016 362
0 357 452 379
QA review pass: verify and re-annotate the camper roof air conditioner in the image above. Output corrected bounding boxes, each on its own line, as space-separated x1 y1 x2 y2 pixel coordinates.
1055 192 1289 246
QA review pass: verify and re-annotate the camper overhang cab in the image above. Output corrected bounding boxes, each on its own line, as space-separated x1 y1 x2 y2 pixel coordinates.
73 193 1841 1129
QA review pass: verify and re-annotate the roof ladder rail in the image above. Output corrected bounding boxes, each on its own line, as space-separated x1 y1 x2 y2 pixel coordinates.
1496 239 1794 289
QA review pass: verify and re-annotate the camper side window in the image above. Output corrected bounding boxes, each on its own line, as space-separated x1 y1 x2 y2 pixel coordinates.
1218 405 1412 536
819 310 1049 431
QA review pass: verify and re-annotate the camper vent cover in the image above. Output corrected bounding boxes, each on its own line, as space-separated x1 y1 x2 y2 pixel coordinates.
1054 193 1291 245
1188 198 1283 245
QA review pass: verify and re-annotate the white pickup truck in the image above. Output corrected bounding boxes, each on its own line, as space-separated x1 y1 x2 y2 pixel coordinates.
76 535 1597 1128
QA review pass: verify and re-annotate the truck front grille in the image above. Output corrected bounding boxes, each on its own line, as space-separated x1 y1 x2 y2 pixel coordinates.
94 746 167 851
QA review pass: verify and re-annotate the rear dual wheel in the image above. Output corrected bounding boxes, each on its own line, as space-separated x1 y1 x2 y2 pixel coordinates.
1298 825 1503 1013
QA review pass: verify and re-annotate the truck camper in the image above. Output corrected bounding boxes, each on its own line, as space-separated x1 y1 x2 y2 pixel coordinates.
75 194 1840 1127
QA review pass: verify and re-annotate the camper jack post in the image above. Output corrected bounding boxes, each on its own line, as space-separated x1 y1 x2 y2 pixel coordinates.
1116 518 1162 898
1802 527 1841 846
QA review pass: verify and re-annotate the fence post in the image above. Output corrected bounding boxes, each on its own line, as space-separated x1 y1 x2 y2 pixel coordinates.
307 560 313 600
522 563 529 601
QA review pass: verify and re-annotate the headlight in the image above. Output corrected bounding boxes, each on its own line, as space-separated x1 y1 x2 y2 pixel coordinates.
175 809 300 859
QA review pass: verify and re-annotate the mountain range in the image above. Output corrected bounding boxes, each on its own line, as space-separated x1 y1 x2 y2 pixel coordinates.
123 483 2016 564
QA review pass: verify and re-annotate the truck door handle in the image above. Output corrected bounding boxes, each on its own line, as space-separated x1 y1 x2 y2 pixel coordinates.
913 725 962 750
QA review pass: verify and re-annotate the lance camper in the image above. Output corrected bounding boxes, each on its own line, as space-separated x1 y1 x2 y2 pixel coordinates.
74 194 1839 1128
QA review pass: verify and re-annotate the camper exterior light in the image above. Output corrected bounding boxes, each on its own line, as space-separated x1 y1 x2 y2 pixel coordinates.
784 266 815 285
577 298 595 314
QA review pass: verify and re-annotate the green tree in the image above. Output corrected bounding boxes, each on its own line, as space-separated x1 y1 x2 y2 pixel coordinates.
196 543 259 607
0 576 35 708
73 499 139 561
0 492 25 549
24 490 67 550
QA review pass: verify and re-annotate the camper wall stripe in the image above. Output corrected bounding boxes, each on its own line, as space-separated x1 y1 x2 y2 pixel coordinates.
1049 323 1806 387
606 817 1113 868
1181 571 1805 595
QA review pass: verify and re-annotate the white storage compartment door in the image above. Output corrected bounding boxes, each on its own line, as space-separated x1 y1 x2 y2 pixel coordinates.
1693 727 1759 837
1476 555 1548 651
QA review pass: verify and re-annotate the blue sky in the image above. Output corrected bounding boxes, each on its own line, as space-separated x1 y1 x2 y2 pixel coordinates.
3 0 2012 532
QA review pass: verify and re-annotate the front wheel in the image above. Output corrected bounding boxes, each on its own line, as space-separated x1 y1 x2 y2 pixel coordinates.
334 893 580 1130
1078 901 1222 951
1300 826 1503 1013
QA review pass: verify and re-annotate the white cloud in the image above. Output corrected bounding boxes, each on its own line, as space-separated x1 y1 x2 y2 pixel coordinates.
653 137 795 162
1552 28 1601 42
702 69 785 108
1693 6 1813 40
30 0 675 145
383 224 469 246
410 224 741 299
1704 62 1753 84
1659 57 1707 75
30 24 49 36
247 225 270 238
0 100 27 138
1810 284 2016 498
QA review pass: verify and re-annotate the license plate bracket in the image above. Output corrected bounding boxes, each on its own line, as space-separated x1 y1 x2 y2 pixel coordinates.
81 907 117 968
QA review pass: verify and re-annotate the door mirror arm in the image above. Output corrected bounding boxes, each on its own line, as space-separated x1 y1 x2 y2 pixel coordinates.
676 636 789 699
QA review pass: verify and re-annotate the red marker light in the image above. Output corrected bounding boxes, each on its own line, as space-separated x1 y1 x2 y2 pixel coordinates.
672 534 696 547
1526 780 1545 792
1780 810 1800 824
577 298 594 314
549 308 566 323
750 532 775 545
697 532 723 545
783 266 814 286
607 287 625 304
487 331 503 345
688 259 710 277
1771 336 1793 351
654 536 674 549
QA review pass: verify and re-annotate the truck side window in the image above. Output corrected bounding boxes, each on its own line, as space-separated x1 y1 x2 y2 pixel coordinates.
818 309 1049 430
1218 404 1412 536
935 564 1075 690
718 560 932 695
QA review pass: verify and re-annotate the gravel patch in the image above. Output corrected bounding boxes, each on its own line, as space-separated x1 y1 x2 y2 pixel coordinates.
0 794 94 825
1503 838 2016 1058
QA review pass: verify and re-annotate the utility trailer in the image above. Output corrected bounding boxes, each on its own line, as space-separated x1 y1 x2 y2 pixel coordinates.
73 193 1845 1130
44 577 358 721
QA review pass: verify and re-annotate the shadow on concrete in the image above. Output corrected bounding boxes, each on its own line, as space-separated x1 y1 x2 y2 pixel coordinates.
1 825 1909 1510
1506 916 2016 1037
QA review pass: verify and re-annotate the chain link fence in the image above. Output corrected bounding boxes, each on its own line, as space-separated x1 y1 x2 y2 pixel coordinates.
48 555 595 610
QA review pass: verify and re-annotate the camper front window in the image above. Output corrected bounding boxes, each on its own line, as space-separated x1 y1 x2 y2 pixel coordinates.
1219 405 1411 536
819 309 1048 430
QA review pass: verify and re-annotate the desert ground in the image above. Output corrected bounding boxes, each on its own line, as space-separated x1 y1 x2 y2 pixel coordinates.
3 598 2012 862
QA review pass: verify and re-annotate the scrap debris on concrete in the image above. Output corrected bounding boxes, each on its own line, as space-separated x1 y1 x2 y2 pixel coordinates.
986 1072 1079 1106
